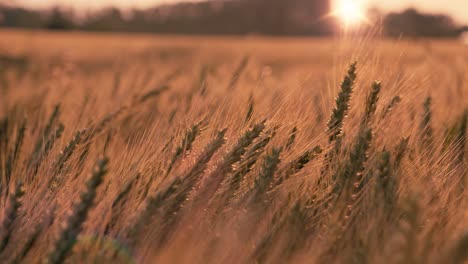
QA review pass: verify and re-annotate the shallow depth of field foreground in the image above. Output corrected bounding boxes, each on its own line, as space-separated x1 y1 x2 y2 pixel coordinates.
0 30 467 263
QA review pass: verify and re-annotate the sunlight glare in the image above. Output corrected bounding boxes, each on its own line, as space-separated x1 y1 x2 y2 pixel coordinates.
333 0 366 27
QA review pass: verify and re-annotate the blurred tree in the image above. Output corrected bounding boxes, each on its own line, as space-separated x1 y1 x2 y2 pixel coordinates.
46 8 74 30
0 5 44 28
384 8 459 37
83 8 127 32
0 0 465 38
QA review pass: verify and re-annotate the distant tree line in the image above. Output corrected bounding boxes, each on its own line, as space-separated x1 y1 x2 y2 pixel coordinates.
0 0 466 37
383 8 463 37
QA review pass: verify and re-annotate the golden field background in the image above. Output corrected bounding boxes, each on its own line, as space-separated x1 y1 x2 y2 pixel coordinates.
0 29 467 263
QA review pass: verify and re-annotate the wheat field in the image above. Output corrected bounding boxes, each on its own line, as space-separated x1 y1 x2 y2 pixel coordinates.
0 29 467 263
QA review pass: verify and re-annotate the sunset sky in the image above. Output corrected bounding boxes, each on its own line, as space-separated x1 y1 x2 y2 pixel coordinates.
4 0 468 24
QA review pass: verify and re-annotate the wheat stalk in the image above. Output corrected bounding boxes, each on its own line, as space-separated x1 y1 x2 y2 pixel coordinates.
128 130 226 239
362 81 381 126
227 56 249 90
196 122 265 203
46 157 108 264
32 104 60 160
165 121 202 177
285 126 298 150
327 62 357 143
420 96 433 149
253 147 283 200
0 182 25 252
274 146 322 188
5 118 26 184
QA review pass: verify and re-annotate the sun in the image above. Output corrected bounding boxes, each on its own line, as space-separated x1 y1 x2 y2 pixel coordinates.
332 0 367 27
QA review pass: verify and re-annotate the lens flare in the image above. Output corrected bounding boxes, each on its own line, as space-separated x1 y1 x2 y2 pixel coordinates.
332 0 367 27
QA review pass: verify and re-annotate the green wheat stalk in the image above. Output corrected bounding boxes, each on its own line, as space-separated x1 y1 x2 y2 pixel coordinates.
253 147 283 200
0 182 25 253
46 157 108 264
129 130 226 238
5 118 26 184
361 81 381 126
285 126 298 150
274 146 322 188
381 95 401 119
197 122 265 202
420 96 433 149
32 104 60 159
318 62 358 186
226 129 275 199
227 56 249 90
165 121 202 177
327 62 357 143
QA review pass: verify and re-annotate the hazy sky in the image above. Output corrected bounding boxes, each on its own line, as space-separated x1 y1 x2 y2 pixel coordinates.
5 0 468 23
